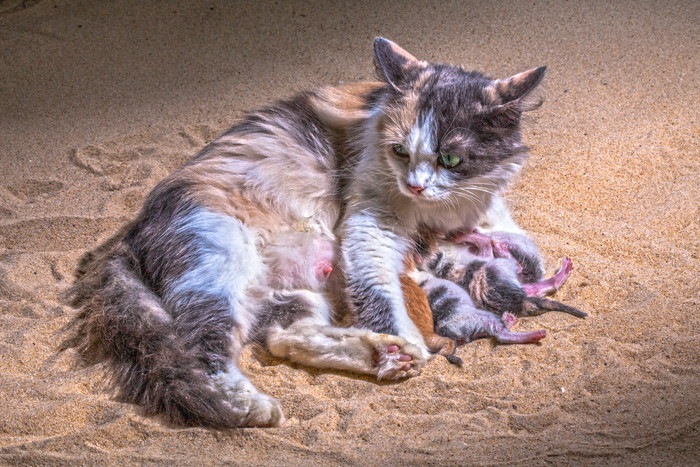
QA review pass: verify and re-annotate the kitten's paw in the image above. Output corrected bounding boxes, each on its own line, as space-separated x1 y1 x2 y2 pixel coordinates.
364 333 426 380
521 257 574 298
555 257 574 287
502 311 518 329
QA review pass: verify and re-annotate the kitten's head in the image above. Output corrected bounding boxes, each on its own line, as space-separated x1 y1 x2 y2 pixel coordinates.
372 38 545 204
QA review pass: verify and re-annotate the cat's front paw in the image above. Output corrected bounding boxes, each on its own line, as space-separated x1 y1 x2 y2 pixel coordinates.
364 333 426 380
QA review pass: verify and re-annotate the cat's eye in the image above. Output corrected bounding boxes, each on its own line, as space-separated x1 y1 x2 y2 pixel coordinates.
391 144 409 157
439 152 462 168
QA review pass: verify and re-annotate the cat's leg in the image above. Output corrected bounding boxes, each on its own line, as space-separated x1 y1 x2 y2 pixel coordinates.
69 237 284 428
207 345 286 428
166 300 285 429
181 294 285 429
260 290 426 380
340 212 430 364
162 209 285 427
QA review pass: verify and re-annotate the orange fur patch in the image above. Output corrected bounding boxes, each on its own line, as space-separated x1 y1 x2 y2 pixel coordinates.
401 266 455 357
312 82 383 130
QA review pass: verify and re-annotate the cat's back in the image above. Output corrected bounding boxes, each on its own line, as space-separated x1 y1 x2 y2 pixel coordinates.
141 81 386 234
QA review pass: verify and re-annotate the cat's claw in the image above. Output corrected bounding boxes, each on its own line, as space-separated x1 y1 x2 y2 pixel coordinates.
367 334 426 380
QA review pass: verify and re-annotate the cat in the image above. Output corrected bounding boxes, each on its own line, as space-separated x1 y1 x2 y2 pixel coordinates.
64 37 547 428
414 270 549 346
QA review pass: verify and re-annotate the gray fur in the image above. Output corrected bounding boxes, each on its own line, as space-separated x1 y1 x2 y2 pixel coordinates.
64 244 252 427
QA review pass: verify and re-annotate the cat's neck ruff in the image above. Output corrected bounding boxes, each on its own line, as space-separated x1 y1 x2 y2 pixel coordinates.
396 188 495 235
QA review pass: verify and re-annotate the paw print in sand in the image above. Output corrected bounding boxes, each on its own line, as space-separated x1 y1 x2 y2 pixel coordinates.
70 144 157 191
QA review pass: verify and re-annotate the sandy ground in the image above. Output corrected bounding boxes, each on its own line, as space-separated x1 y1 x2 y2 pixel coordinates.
1 0 698 464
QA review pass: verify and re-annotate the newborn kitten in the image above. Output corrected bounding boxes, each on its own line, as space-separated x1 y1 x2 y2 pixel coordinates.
401 258 462 366
413 270 548 345
424 230 586 318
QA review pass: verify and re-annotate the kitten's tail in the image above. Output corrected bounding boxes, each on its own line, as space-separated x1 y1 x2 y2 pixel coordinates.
522 296 587 318
62 244 251 428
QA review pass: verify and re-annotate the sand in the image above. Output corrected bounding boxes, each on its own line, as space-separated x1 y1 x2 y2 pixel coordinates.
1 0 698 464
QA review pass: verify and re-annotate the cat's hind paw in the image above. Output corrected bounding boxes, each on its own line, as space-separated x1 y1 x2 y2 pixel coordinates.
223 390 285 428
214 372 286 428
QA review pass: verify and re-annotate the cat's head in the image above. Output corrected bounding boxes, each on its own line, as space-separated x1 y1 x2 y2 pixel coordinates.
372 38 545 204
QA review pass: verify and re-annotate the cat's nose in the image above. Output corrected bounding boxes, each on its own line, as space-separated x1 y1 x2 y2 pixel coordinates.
407 183 425 195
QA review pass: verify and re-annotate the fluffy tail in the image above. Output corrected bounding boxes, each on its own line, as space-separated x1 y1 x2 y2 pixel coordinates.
522 296 587 318
62 244 255 428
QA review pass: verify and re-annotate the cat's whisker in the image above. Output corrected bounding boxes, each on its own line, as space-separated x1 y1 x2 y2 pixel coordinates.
459 187 499 198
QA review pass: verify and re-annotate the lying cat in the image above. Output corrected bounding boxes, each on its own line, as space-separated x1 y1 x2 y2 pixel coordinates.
65 38 548 428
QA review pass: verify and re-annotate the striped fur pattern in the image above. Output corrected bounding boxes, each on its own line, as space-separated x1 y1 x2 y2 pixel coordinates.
401 258 462 366
413 270 547 346
64 38 547 428
421 231 587 319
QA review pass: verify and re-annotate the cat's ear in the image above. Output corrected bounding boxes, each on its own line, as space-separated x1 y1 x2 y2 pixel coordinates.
488 66 546 110
481 67 546 131
373 38 425 90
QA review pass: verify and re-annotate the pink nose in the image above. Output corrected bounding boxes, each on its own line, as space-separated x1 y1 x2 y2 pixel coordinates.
407 183 425 195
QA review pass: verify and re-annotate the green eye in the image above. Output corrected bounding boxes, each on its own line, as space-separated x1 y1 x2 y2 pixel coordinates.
439 152 462 168
391 144 409 157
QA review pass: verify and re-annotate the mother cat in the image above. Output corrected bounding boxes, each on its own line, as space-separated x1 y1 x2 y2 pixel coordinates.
66 38 546 428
